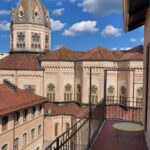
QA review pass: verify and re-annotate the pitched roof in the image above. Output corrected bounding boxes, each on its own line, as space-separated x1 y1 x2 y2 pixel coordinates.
81 47 116 61
41 46 144 61
119 52 143 61
0 53 42 70
45 102 89 118
0 46 144 70
0 80 47 116
41 48 76 61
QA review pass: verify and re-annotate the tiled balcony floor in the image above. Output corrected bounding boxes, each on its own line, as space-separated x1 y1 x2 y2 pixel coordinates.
92 120 148 150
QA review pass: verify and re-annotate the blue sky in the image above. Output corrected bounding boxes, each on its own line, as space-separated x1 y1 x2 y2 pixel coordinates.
0 0 144 52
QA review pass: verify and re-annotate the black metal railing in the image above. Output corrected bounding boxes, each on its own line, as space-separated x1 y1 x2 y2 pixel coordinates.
45 99 105 150
106 96 143 123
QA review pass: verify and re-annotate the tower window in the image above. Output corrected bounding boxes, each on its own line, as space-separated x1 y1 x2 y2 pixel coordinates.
19 11 24 17
31 33 41 49
45 35 49 50
17 32 25 49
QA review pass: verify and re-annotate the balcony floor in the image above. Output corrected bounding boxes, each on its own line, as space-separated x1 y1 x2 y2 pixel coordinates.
92 120 148 150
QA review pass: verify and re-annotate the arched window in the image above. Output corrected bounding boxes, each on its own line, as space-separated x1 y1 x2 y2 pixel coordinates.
1 144 8 150
108 86 115 97
47 83 55 101
31 32 41 49
17 32 25 49
14 138 19 150
107 86 115 103
31 128 35 141
120 86 127 106
77 84 81 103
55 123 59 136
90 85 98 104
64 84 73 101
22 133 27 146
66 123 70 131
136 87 143 107
120 86 126 97
38 125 42 136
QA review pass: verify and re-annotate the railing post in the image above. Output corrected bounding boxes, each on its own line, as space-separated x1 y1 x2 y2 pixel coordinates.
104 69 107 120
88 67 92 148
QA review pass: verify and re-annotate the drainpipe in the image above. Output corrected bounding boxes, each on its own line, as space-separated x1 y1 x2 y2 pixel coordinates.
88 67 92 148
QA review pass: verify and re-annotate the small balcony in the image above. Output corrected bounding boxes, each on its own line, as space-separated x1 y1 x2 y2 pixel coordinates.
45 97 148 150
45 68 147 150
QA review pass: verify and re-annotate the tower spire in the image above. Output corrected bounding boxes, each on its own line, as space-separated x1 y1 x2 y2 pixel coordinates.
27 0 31 23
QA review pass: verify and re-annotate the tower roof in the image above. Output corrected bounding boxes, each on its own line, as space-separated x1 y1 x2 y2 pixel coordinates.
11 0 50 28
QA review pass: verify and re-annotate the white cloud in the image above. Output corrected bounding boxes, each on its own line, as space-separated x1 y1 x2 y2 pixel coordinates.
112 47 131 51
52 0 77 6
63 20 99 37
101 25 121 37
120 47 131 50
112 47 117 50
53 45 64 50
69 0 76 3
141 38 144 43
78 0 122 16
130 38 137 43
0 21 10 31
50 19 65 31
52 8 64 16
0 10 10 15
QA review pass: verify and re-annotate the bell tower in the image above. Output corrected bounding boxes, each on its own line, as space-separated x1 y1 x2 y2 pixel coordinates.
10 0 51 53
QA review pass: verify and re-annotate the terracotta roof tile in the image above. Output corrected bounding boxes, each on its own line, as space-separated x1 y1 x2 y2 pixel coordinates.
41 46 143 61
119 52 143 61
0 82 47 116
45 102 89 118
0 46 144 70
0 53 42 70
82 47 116 61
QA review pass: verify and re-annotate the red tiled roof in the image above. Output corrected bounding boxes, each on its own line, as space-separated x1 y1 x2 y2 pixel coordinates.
0 53 42 70
0 83 47 116
41 48 86 61
41 46 144 61
82 47 116 61
45 102 89 118
0 46 144 70
119 52 143 61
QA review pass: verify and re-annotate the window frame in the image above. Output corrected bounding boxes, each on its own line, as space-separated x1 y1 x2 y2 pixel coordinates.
13 137 19 150
22 133 27 146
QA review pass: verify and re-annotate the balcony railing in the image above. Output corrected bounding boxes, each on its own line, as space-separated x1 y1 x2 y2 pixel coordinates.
106 96 143 123
45 96 143 150
45 99 105 150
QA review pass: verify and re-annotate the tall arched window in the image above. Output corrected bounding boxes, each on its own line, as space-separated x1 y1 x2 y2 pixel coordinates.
77 84 81 103
64 84 73 101
14 138 19 150
136 87 143 107
22 133 27 146
120 86 127 106
90 85 98 104
55 123 59 136
66 123 70 131
108 86 115 97
47 83 55 101
107 86 115 104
